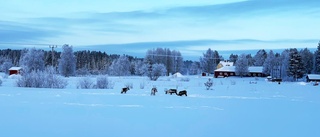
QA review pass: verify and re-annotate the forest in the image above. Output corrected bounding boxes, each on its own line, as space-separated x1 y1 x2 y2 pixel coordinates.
1 42 320 82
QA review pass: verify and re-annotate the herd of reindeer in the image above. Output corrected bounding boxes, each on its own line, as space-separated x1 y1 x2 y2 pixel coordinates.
120 87 187 96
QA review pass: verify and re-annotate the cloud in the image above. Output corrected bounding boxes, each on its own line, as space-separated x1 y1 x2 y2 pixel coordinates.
1 0 319 51
72 39 318 60
0 21 65 43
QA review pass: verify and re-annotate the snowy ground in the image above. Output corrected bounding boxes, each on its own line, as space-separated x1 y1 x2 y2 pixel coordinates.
0 74 319 137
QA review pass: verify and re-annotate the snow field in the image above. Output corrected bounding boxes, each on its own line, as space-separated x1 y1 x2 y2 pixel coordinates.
0 75 319 137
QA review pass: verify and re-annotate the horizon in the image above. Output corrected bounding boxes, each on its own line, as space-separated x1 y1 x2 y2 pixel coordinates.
0 43 317 61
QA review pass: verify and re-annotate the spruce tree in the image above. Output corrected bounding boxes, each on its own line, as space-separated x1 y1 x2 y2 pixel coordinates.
315 41 320 74
300 48 314 74
200 48 220 74
288 48 304 81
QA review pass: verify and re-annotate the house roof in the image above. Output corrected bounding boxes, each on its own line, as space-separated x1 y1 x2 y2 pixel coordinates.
9 67 22 71
307 74 320 80
214 66 263 73
219 61 234 67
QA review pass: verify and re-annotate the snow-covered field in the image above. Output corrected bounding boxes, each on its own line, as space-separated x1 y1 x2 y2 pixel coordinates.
0 74 319 137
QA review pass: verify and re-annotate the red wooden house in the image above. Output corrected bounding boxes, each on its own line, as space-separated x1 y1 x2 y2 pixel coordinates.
9 67 22 75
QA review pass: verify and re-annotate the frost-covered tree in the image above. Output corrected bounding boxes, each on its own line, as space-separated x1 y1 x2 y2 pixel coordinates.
263 50 276 75
280 49 290 80
20 48 45 73
58 44 76 77
235 54 249 77
147 63 167 81
288 48 304 81
144 48 182 75
314 41 320 74
253 49 267 66
133 60 145 76
109 55 131 76
300 48 314 74
172 50 184 73
189 61 201 75
0 59 13 74
200 48 220 74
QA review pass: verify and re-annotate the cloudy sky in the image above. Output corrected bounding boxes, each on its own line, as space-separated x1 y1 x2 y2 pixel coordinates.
0 0 320 60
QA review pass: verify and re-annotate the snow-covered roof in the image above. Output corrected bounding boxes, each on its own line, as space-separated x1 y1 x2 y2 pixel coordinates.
249 67 263 73
172 72 184 78
219 61 234 67
307 74 320 80
215 66 235 72
214 66 263 73
9 67 22 71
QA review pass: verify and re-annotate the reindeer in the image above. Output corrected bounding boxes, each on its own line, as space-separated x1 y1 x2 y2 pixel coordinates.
150 87 158 96
165 89 177 95
121 87 130 94
177 90 187 96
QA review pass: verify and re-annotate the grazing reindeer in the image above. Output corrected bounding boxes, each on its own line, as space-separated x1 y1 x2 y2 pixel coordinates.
150 87 158 96
121 87 130 94
165 89 177 95
177 90 187 96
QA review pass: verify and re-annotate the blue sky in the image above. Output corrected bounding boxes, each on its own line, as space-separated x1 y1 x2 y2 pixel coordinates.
0 0 320 60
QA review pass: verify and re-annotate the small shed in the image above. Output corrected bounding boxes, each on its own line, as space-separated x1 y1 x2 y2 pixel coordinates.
9 67 22 75
306 74 320 82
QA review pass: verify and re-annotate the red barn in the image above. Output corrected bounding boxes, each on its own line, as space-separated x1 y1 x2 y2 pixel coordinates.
214 66 265 78
9 67 22 75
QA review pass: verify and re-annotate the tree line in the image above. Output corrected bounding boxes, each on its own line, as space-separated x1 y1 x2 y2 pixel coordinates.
1 42 320 81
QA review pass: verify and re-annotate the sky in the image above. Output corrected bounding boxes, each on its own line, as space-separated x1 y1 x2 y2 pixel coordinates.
0 0 320 60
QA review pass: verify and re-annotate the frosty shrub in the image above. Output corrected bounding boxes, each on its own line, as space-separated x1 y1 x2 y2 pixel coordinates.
147 63 167 81
204 78 213 90
77 77 94 89
96 75 114 89
16 67 68 88
125 82 133 89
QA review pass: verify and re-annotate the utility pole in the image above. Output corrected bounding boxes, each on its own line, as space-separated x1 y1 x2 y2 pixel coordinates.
49 45 57 67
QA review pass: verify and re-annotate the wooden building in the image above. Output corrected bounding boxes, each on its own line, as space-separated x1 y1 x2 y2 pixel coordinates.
214 66 265 78
9 67 22 75
306 74 320 82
